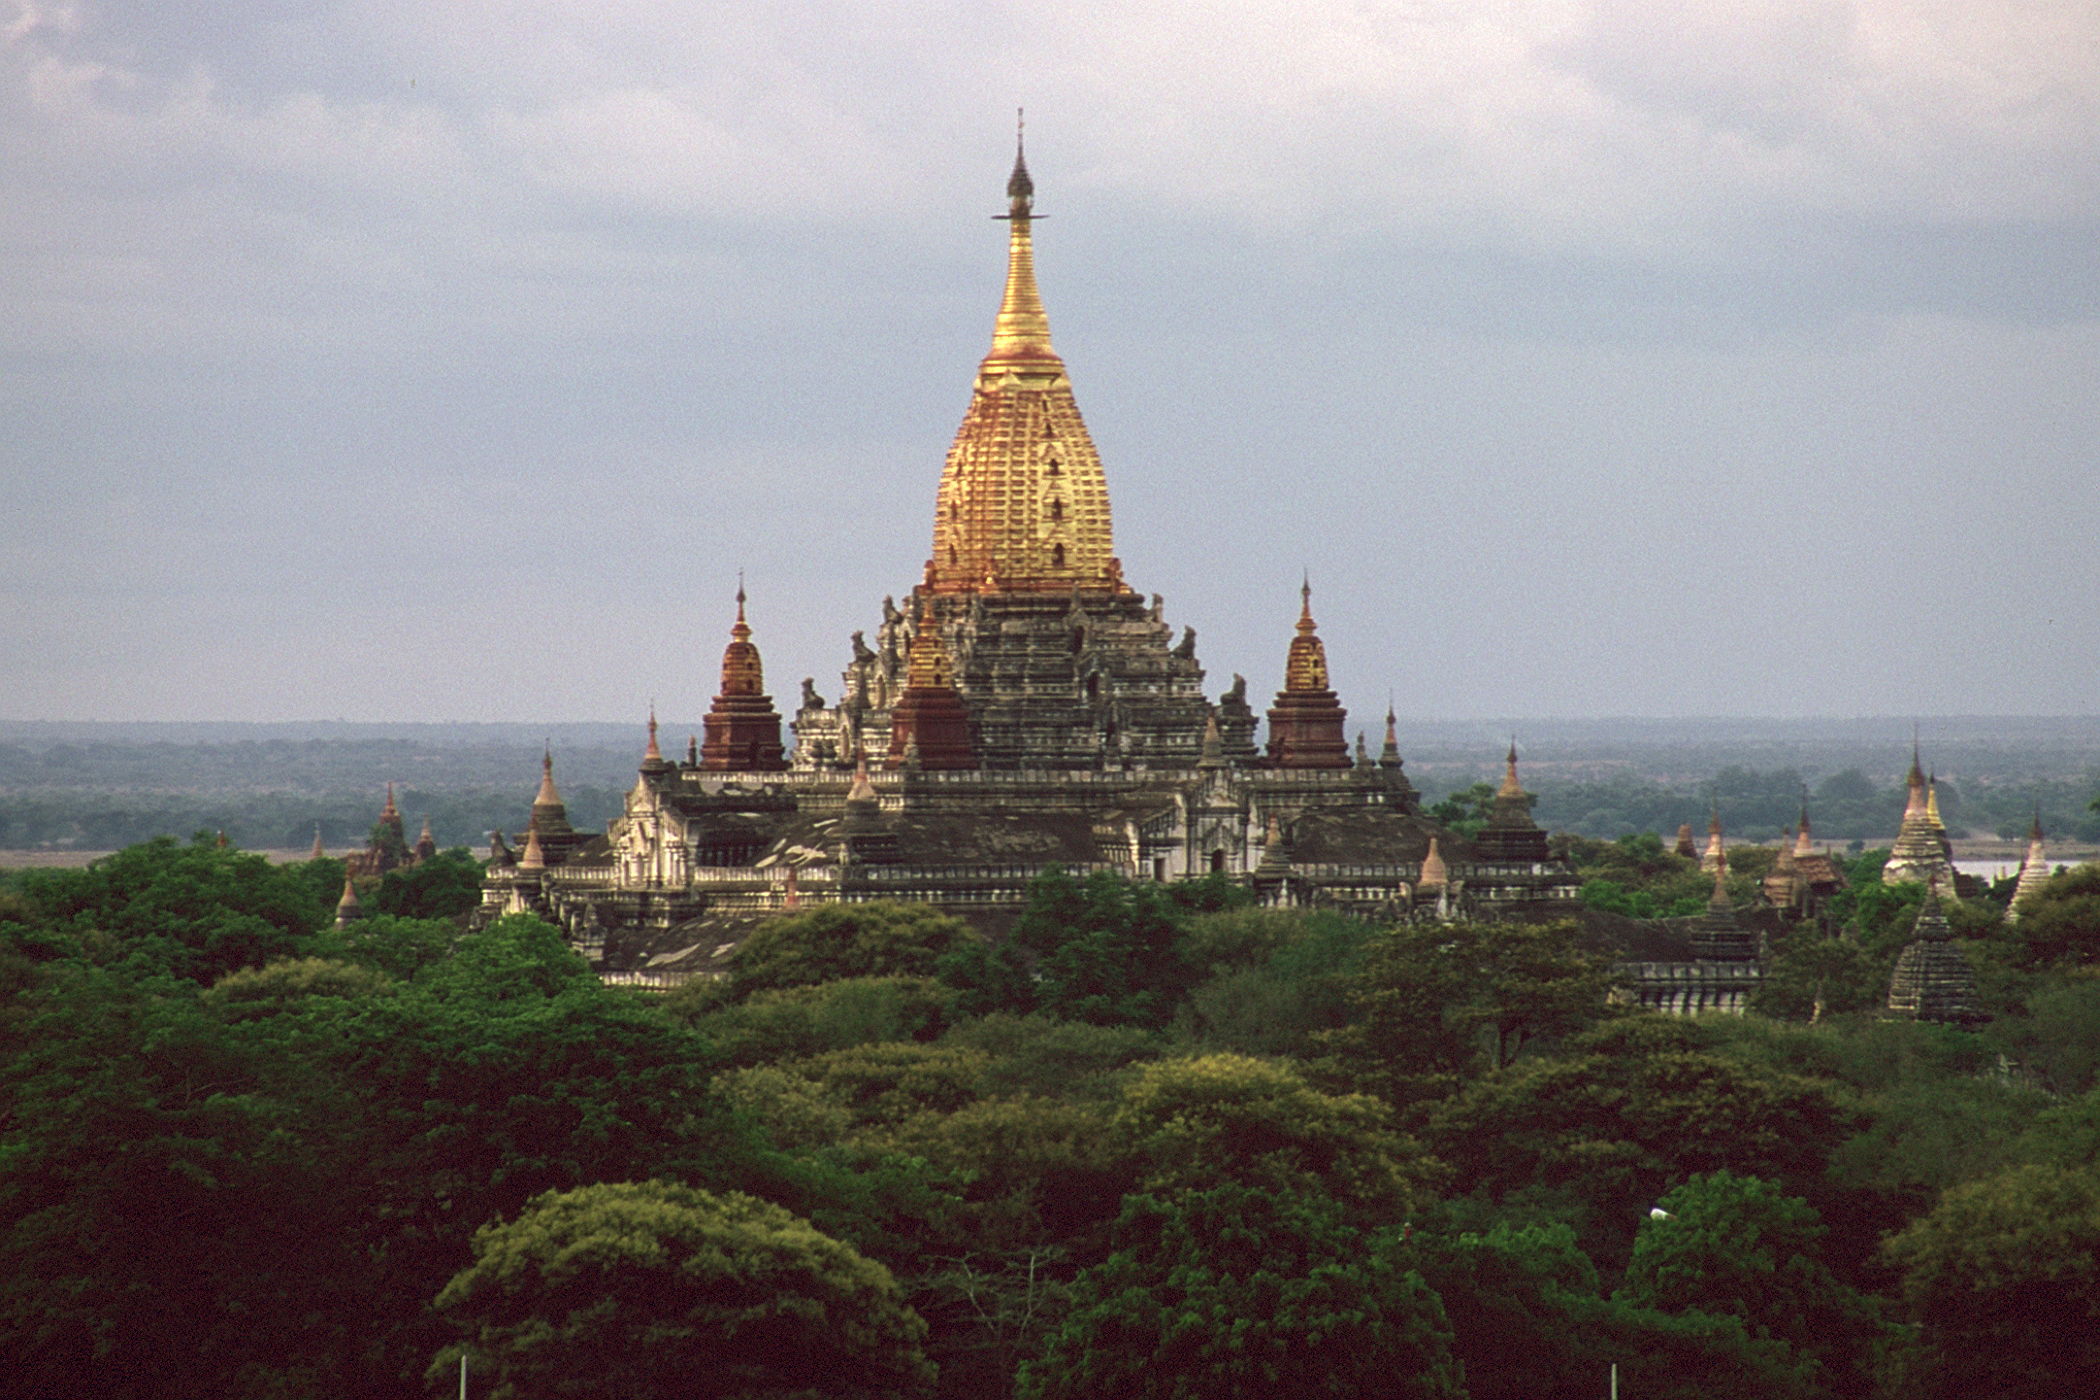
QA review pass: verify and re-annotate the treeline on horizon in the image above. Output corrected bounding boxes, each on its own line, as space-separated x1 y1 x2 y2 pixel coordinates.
6 755 2099 851
3 834 2099 1397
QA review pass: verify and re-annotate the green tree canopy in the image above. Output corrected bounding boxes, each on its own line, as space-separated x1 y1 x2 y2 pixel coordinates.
1017 1185 1463 1400
373 846 485 920
1619 1171 1888 1398
433 1180 936 1400
1317 919 1620 1109
1423 1018 1857 1263
1112 1053 1425 1223
2010 862 2100 968
1883 1162 2100 1400
1011 868 1200 1029
730 902 985 999
5 834 331 982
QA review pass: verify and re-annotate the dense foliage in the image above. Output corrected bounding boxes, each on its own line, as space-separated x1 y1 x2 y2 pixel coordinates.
4 836 2100 1396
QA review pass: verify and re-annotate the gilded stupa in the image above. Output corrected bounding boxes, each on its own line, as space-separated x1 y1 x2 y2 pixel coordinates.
1883 742 1958 891
925 138 1120 597
2007 813 2052 922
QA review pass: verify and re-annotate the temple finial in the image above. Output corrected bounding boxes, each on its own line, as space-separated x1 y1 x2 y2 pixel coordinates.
1007 107 1032 208
1498 738 1523 798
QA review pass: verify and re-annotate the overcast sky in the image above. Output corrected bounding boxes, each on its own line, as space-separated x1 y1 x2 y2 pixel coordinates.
4 0 2096 731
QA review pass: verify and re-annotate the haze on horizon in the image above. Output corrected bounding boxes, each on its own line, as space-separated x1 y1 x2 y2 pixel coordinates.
4 2 2096 728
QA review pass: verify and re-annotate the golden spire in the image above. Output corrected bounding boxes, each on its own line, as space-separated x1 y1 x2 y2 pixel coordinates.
1925 772 1945 830
1903 736 1927 819
989 114 1051 364
1708 853 1732 912
1497 740 1524 799
1418 835 1448 891
335 872 362 928
1284 578 1333 692
381 781 399 819
534 748 562 808
645 704 662 762
926 132 1120 595
718 581 765 697
519 819 546 870
2010 809 2050 921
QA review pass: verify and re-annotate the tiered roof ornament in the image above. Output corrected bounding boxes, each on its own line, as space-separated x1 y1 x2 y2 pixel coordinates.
1763 826 1801 909
1886 882 1984 1024
700 584 789 771
924 121 1121 596
2008 812 2051 923
1475 740 1551 862
1884 739 1957 891
1255 813 1291 877
886 605 978 770
1263 579 1350 769
532 747 573 835
335 872 363 929
1687 841 1757 962
1700 806 1725 873
1378 704 1420 808
1417 835 1449 892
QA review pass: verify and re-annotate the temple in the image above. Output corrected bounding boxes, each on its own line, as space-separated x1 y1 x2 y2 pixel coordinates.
343 783 439 877
1882 743 1960 892
2007 812 2052 922
478 146 1579 978
1885 883 1984 1025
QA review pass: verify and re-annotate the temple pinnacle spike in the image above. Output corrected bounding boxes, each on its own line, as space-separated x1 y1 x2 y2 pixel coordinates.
1008 108 1032 205
1498 739 1523 798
